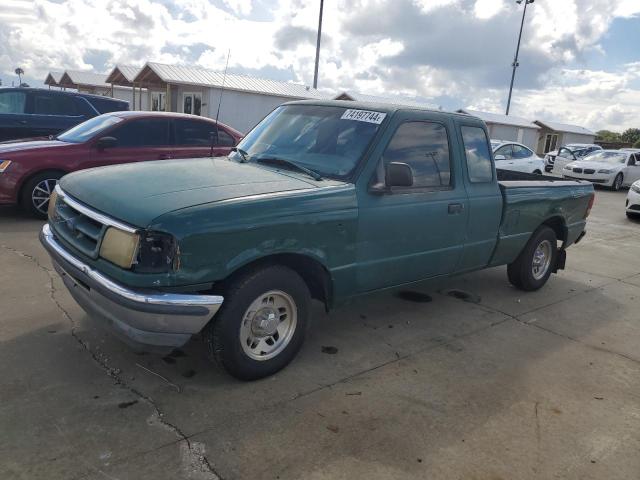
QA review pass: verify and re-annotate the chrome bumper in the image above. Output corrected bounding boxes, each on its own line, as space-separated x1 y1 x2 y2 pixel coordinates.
40 224 223 349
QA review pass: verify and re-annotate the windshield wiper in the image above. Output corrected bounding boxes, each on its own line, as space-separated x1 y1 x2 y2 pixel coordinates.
231 147 249 163
256 157 323 181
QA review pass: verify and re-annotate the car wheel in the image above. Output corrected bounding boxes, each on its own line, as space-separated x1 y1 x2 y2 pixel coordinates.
612 173 623 191
533 169 542 175
507 226 557 292
204 265 311 380
20 171 63 218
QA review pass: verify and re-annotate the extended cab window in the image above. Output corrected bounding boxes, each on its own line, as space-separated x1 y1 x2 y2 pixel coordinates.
109 118 170 147
0 91 26 114
381 121 451 188
461 126 493 183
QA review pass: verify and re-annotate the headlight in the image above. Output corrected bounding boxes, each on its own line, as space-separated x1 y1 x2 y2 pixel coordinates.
597 169 613 174
134 231 179 273
0 160 11 173
564 165 572 170
632 184 640 194
100 228 140 269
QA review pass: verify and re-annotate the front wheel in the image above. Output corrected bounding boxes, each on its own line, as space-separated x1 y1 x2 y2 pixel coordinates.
204 265 311 380
612 173 624 191
20 171 63 218
507 226 558 291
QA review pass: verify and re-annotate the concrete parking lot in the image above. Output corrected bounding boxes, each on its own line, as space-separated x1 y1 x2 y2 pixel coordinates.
1 188 639 480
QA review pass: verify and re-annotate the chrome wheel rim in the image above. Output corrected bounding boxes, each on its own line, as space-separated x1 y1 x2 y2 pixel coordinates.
614 175 622 190
240 290 297 361
32 179 58 214
532 239 552 280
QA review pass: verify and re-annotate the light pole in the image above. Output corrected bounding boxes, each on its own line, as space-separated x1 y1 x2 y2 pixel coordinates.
313 0 324 89
505 0 534 115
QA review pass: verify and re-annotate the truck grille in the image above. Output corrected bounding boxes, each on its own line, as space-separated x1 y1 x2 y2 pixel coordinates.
573 168 583 173
50 192 107 259
583 169 595 174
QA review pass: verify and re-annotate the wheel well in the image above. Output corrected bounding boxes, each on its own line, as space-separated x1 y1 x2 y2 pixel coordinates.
17 169 67 206
542 216 567 245
222 254 333 310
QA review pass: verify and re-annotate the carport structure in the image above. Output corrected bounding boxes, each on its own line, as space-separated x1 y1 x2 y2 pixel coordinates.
57 70 112 95
534 120 597 155
105 65 147 110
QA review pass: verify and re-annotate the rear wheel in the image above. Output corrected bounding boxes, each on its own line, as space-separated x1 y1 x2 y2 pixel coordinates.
20 171 63 218
507 226 558 291
612 173 624 191
204 265 311 380
533 169 542 175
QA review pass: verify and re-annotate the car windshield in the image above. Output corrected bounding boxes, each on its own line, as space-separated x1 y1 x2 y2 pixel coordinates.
57 115 123 143
230 104 385 179
582 151 627 164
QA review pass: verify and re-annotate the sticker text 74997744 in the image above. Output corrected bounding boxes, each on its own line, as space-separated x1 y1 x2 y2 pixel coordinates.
341 109 387 125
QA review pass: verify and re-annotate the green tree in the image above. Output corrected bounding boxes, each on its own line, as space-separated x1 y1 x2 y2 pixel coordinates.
596 130 621 142
633 139 640 149
621 128 640 145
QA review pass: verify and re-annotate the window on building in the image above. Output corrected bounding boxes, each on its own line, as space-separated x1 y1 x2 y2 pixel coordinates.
32 93 77 116
461 126 493 183
109 118 170 147
183 93 202 116
380 121 451 188
0 91 26 114
544 134 558 153
151 92 166 112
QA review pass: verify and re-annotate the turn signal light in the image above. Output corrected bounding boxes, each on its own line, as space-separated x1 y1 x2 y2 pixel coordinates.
585 193 595 218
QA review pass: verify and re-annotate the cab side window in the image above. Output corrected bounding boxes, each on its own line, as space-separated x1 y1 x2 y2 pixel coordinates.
109 119 170 147
461 126 493 183
381 121 451 188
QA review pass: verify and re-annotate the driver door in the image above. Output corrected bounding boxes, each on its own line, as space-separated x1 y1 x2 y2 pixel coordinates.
623 153 640 186
553 147 577 174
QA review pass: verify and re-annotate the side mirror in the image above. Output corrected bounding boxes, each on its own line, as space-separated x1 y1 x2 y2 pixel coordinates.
96 136 117 150
386 162 414 187
494 154 507 161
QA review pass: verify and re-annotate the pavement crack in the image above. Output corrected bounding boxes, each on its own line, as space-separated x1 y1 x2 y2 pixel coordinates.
2 243 221 480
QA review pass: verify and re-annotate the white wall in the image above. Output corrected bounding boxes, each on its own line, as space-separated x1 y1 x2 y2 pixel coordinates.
487 123 539 151
561 132 596 146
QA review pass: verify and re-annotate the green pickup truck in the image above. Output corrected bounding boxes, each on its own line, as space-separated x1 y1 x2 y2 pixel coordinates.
41 101 594 380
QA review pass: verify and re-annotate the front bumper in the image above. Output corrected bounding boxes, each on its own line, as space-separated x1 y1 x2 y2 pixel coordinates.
562 174 612 185
40 224 223 349
626 189 640 214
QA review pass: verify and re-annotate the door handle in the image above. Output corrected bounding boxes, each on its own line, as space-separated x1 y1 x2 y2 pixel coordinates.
448 203 464 214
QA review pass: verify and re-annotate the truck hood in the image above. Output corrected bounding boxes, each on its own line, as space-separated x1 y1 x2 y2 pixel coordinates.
59 157 324 227
0 139 73 155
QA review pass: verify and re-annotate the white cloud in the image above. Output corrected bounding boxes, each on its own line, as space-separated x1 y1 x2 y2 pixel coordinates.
474 0 505 20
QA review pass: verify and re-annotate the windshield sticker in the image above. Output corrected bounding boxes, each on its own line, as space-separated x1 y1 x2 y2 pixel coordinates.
341 109 387 124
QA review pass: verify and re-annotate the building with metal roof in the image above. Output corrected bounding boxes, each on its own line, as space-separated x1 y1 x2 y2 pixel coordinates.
130 62 327 133
334 91 436 109
457 108 540 151
105 65 147 110
44 71 64 88
534 120 597 154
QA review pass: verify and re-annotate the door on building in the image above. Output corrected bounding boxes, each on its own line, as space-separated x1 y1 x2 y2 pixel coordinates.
151 92 166 112
544 133 558 153
182 93 202 116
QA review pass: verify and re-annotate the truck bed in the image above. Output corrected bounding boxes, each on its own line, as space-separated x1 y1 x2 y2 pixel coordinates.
489 169 594 267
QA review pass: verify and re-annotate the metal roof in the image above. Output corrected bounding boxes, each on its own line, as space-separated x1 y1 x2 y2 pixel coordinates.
59 70 111 88
134 62 328 100
458 109 539 129
44 71 63 86
534 120 596 136
105 65 142 85
334 91 436 109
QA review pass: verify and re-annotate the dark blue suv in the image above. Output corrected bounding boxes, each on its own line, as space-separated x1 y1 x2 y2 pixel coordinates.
0 88 129 141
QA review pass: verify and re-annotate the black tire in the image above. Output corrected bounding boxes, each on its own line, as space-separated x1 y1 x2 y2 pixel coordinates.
612 173 623 191
204 265 311 381
533 169 542 175
627 211 640 220
20 170 64 218
507 226 558 292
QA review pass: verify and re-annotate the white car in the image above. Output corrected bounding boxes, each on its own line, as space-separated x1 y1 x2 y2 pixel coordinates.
492 140 545 174
562 150 640 190
544 144 602 173
626 180 640 219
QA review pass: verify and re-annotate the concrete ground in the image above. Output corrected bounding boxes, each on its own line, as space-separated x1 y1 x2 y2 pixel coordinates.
1 188 639 480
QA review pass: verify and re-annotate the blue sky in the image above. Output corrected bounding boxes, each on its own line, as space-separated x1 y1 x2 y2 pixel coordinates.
0 0 639 131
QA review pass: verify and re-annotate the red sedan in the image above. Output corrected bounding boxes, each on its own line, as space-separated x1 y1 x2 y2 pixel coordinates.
0 111 242 216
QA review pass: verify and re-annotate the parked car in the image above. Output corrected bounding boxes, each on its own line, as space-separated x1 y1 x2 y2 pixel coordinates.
40 101 594 380
491 140 544 174
562 150 640 190
626 180 640 219
0 87 128 142
0 111 242 216
544 143 602 173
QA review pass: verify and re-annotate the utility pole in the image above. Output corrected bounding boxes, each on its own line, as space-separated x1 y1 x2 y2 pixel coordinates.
506 0 534 115
313 0 324 89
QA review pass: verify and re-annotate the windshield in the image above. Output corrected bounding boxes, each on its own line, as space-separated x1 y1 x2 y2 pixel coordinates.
231 104 385 179
582 151 627 164
57 115 123 143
